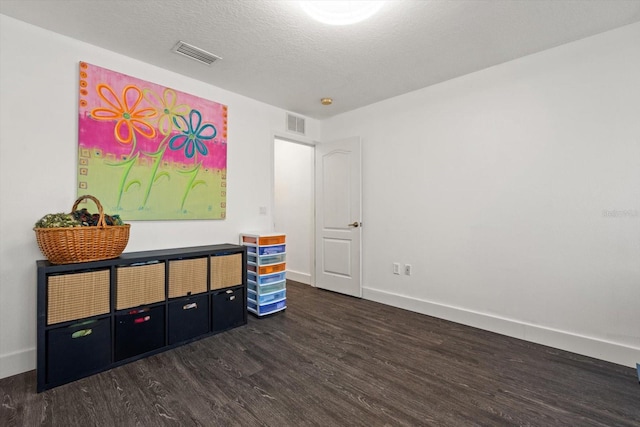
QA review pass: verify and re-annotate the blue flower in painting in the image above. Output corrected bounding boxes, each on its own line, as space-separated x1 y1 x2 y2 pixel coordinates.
169 109 217 159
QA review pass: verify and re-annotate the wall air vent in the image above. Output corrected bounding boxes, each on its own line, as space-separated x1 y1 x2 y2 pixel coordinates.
286 113 306 135
172 41 221 66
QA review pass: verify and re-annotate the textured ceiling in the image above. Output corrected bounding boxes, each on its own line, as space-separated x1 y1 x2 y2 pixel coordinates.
1 0 640 119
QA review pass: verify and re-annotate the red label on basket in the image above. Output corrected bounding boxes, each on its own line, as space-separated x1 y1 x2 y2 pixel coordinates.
134 315 150 324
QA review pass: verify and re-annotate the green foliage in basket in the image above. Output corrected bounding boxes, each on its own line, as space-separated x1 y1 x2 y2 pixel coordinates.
35 213 82 228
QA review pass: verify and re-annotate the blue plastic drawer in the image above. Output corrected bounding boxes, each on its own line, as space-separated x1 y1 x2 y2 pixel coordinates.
247 280 286 295
247 298 286 316
246 244 285 255
247 253 286 266
248 289 286 304
260 271 286 284
247 271 286 285
247 280 257 293
260 280 286 294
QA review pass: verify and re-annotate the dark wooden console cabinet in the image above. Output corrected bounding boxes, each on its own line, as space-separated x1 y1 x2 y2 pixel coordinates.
36 244 247 392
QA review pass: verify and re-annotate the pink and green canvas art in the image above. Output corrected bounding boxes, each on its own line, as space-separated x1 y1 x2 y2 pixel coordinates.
77 61 228 220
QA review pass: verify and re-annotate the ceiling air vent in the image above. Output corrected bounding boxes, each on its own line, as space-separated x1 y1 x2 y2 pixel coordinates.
172 41 221 66
286 113 306 135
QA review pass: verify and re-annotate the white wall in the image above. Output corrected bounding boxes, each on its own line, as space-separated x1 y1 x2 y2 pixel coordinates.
274 139 314 284
322 23 640 367
0 15 320 378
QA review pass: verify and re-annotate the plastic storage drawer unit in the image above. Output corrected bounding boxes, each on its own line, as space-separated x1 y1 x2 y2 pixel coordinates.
241 232 287 317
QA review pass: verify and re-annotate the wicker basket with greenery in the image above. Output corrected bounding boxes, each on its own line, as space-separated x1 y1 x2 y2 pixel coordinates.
34 195 130 264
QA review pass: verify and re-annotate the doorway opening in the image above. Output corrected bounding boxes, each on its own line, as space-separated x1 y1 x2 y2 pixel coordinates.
273 137 315 285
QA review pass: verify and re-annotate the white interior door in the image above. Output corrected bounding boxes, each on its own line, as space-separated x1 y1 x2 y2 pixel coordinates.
315 137 362 297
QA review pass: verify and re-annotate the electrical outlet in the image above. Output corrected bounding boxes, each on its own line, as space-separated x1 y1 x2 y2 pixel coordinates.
404 264 412 276
393 263 400 275
259 206 267 215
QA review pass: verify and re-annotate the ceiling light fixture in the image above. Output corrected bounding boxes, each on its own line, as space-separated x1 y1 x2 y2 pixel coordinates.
321 97 333 105
299 1 385 26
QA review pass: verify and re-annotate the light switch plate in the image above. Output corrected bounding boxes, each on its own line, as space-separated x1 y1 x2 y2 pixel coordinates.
393 263 400 275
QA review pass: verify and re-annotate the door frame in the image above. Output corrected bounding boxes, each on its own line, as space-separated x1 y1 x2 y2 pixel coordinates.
271 131 318 286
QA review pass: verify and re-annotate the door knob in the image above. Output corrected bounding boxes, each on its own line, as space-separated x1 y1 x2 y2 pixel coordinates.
348 221 360 228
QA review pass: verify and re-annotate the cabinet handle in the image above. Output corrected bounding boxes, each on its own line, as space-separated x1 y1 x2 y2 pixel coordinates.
229 295 235 301
226 289 234 294
183 303 198 310
71 329 93 339
134 315 151 324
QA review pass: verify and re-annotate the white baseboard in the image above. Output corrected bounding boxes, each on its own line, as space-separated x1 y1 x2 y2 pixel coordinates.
362 287 640 368
0 348 35 379
286 270 311 285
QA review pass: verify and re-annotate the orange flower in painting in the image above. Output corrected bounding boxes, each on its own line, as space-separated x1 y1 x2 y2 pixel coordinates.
91 84 157 144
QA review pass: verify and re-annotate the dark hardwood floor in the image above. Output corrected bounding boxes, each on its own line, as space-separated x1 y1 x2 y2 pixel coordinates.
1 280 639 426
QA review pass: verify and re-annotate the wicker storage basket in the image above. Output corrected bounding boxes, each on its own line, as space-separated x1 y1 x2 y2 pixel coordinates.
210 253 243 289
34 195 130 264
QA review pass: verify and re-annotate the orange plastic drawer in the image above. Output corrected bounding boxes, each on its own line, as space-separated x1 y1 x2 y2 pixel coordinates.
258 235 285 246
258 262 286 275
241 234 285 246
241 235 257 244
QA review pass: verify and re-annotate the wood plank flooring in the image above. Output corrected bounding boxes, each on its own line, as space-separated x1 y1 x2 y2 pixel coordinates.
1 280 639 426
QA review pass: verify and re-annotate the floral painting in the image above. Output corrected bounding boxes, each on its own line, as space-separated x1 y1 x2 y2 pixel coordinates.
77 62 227 220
